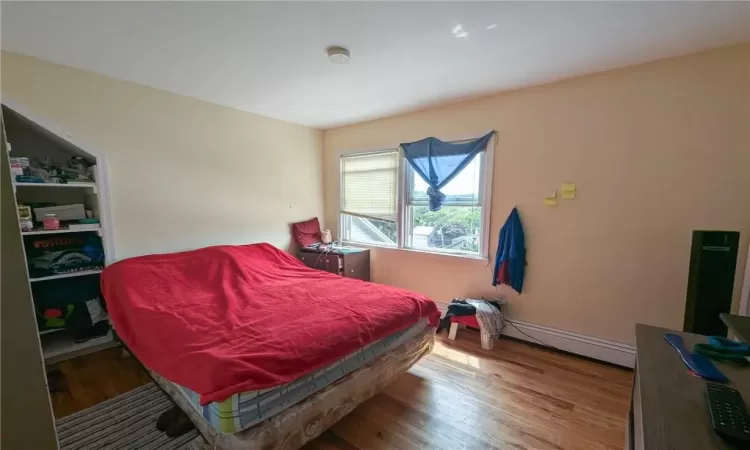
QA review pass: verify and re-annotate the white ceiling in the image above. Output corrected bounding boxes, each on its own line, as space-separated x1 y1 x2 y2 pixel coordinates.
2 2 749 129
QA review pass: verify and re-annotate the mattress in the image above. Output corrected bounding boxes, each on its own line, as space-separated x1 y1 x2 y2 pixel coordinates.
178 318 429 434
151 325 436 450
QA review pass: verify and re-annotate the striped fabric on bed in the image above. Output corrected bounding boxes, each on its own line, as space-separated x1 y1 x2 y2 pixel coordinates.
178 318 429 433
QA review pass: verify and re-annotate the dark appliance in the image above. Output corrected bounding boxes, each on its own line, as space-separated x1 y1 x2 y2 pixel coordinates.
683 230 740 336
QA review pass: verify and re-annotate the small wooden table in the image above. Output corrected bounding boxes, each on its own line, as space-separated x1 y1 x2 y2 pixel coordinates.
628 324 750 449
297 246 370 281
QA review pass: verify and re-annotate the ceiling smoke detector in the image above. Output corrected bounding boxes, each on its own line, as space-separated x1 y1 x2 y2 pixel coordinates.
326 46 350 64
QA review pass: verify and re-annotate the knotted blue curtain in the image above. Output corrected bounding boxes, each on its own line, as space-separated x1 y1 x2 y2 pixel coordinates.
400 131 495 211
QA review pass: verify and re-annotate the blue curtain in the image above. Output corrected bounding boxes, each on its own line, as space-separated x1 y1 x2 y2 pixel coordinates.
400 131 495 211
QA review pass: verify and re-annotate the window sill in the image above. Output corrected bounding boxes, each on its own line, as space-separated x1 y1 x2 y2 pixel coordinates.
340 240 489 263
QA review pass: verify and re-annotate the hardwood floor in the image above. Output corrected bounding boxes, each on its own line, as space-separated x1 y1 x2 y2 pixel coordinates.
49 347 151 419
50 330 633 449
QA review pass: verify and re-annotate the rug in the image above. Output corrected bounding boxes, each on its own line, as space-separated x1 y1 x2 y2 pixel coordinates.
56 383 208 450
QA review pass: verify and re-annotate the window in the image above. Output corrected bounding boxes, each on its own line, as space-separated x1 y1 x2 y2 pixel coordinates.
405 152 484 255
339 138 492 258
340 151 398 246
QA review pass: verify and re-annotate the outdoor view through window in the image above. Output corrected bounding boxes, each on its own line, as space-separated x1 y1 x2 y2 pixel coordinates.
340 152 485 256
407 154 482 254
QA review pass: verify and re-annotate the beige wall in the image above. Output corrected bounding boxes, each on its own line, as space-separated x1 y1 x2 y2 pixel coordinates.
323 44 750 345
1 51 324 259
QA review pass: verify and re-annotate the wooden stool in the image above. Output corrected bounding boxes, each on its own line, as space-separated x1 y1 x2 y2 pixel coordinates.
448 315 494 349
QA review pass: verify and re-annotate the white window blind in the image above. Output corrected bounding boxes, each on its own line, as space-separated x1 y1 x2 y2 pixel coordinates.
340 151 398 222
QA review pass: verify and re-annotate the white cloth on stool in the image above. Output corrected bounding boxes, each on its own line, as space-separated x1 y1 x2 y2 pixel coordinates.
465 299 504 338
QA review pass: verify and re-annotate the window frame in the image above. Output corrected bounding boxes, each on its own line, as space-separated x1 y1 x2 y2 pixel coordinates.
339 134 495 260
402 151 487 257
338 149 400 248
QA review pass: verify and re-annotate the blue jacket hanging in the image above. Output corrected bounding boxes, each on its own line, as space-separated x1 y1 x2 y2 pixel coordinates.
493 207 525 293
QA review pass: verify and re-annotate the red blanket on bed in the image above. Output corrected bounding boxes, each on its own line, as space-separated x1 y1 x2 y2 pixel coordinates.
102 243 439 405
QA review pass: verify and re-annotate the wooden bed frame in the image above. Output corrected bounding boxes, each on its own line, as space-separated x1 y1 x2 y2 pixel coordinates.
150 327 436 450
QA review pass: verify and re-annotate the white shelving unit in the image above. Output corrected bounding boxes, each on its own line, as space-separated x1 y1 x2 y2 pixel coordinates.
14 181 98 192
41 331 116 365
3 102 117 363
38 328 65 336
22 225 101 236
29 270 104 283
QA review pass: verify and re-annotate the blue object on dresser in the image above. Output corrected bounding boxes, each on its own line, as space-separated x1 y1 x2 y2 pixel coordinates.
664 333 729 382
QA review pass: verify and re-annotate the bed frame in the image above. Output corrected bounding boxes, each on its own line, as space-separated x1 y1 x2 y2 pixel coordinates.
150 327 435 450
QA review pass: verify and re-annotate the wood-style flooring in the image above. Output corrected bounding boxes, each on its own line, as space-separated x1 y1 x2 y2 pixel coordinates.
50 330 633 450
49 347 151 419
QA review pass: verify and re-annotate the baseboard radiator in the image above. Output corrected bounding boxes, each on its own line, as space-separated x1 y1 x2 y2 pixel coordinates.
500 319 636 368
436 304 635 368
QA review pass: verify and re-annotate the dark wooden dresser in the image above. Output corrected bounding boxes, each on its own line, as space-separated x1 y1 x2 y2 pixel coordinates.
628 323 750 449
297 247 370 281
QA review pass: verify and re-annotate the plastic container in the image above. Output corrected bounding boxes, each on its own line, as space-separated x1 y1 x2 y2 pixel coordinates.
20 218 34 232
43 214 60 230
9 157 29 178
34 204 86 222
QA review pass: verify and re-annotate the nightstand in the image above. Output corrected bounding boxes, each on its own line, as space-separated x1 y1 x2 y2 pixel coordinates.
297 247 370 281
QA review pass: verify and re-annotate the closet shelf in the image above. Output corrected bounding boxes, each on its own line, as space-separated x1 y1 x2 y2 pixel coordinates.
41 330 117 364
5 102 112 365
22 226 101 236
29 269 103 283
39 328 65 336
13 181 97 193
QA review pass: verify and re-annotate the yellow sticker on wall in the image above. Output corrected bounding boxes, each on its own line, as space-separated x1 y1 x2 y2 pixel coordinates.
543 189 557 206
561 183 576 199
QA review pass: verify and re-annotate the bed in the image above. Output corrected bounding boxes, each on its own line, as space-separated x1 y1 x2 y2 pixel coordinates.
102 243 439 449
151 325 434 449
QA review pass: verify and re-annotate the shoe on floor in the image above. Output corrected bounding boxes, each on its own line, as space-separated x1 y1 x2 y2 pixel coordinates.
156 406 183 432
165 411 196 438
74 321 110 343
46 368 66 393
